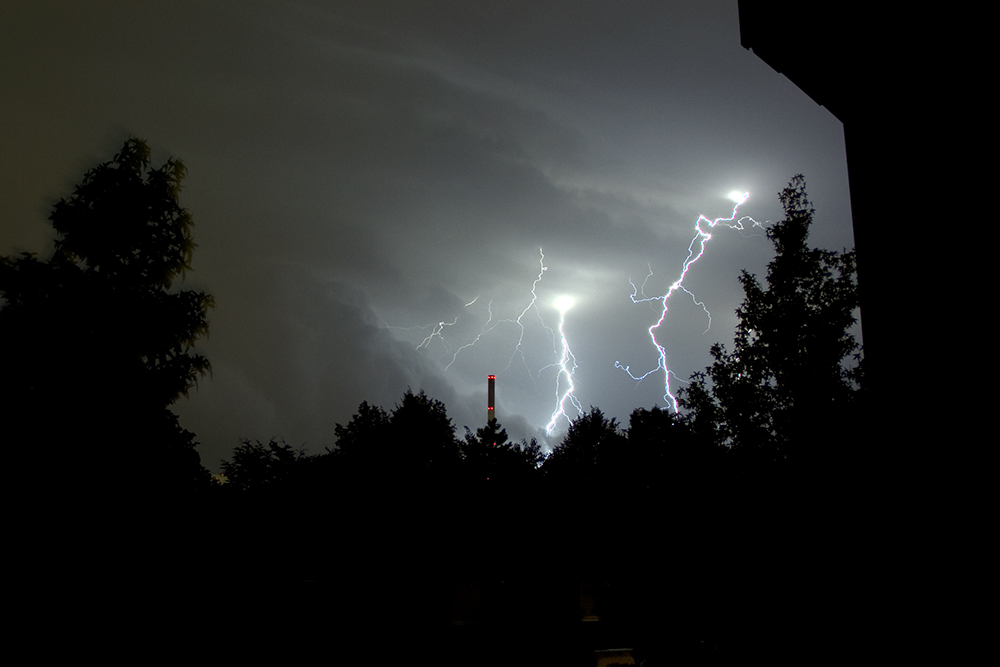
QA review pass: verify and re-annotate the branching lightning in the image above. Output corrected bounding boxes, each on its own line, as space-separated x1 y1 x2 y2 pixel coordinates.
496 249 555 379
431 248 557 380
386 248 582 433
385 191 760 434
387 297 482 356
615 192 762 412
544 295 583 435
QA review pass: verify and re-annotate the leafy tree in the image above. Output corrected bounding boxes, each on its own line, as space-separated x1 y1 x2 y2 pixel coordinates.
220 438 310 492
679 175 862 469
542 408 626 486
626 407 718 487
332 400 390 459
332 390 461 482
0 137 213 493
385 390 461 474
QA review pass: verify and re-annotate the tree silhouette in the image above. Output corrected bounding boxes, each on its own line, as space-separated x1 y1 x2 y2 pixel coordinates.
625 406 719 491
220 438 310 492
460 420 543 487
332 400 390 461
679 175 862 470
542 407 626 485
385 390 461 475
333 390 460 477
1 137 213 494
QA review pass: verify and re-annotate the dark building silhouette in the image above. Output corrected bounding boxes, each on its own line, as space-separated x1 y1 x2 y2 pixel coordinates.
738 2 975 660
738 2 971 421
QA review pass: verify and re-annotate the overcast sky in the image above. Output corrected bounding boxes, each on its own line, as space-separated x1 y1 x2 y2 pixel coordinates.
1 1 855 471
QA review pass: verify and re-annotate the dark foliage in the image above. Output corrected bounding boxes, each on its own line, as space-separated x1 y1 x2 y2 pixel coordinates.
332 390 461 483
1 138 213 495
679 175 862 470
625 406 720 490
331 400 390 458
220 438 311 492
461 421 544 488
541 407 626 486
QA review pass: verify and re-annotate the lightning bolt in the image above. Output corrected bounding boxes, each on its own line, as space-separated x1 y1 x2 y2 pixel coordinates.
499 248 557 379
544 296 583 435
443 299 494 370
385 296 481 359
443 248 554 379
616 192 761 412
384 248 557 370
384 248 588 435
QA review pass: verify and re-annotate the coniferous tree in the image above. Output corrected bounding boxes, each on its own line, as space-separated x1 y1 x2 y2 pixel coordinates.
0 138 213 493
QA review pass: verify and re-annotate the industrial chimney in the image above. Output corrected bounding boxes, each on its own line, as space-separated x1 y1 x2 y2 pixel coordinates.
487 374 495 424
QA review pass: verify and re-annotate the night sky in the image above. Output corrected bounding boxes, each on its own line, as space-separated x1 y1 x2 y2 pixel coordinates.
1 1 856 471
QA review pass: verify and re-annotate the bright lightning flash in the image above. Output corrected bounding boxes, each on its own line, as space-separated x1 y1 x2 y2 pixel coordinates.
544 295 583 435
615 192 760 412
445 248 555 379
553 295 575 313
387 249 585 435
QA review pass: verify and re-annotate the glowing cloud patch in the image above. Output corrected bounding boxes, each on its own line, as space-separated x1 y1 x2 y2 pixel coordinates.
554 295 575 313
